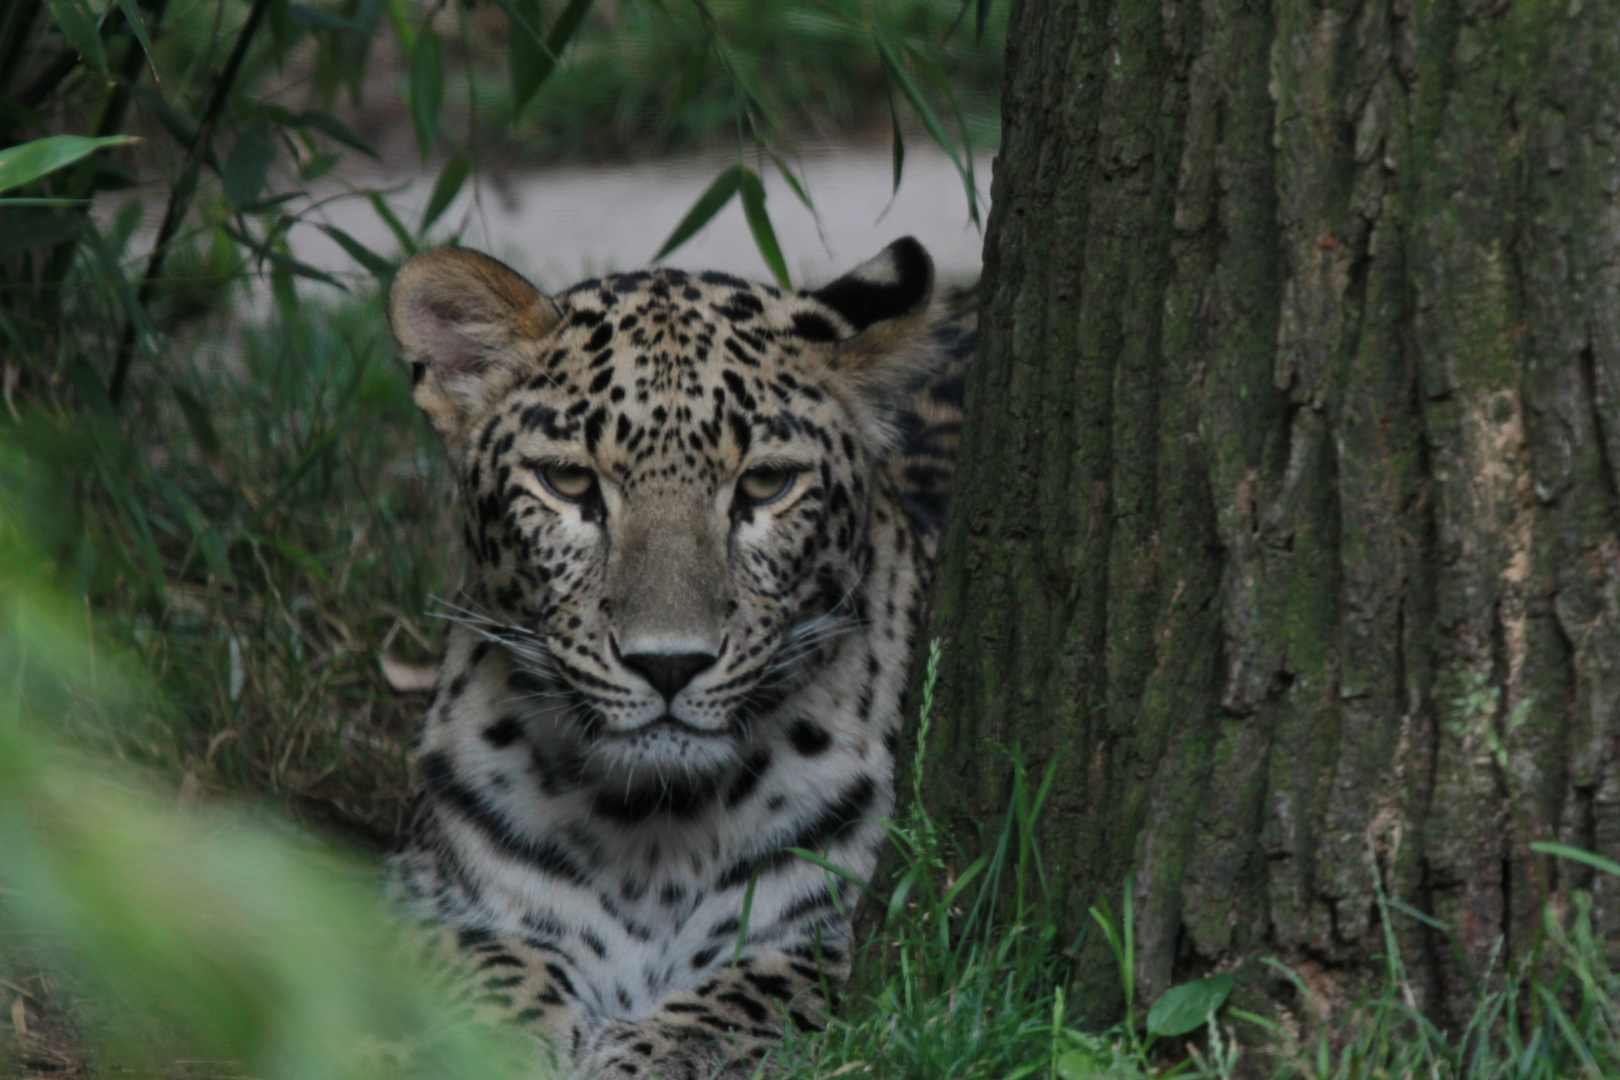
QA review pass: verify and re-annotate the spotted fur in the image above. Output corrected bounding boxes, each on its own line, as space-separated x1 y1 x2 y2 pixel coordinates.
386 238 974 1078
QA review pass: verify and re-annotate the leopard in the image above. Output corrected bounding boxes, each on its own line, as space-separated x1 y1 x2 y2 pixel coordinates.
385 236 974 1079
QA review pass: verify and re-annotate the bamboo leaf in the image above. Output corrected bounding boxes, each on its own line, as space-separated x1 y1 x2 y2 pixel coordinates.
42 0 107 73
507 0 592 115
171 385 221 458
409 29 444 164
767 150 815 215
737 167 788 289
0 135 133 194
287 3 366 33
903 42 981 226
277 257 347 291
223 120 276 209
653 164 741 262
419 151 469 235
318 224 394 283
662 42 709 127
877 38 978 225
295 110 379 159
112 0 157 75
369 192 418 255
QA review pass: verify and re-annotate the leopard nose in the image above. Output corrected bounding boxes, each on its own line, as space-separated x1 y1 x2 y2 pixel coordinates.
620 651 718 703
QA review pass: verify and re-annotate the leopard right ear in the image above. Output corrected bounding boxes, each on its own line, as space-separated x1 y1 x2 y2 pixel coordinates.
388 248 560 450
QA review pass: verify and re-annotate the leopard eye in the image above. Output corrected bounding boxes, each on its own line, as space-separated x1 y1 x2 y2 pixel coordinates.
737 467 795 506
539 463 597 501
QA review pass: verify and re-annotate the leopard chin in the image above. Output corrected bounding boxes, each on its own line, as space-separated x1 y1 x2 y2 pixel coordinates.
585 715 744 780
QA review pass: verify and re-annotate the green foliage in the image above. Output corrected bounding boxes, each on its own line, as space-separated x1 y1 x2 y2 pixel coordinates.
0 529 536 1079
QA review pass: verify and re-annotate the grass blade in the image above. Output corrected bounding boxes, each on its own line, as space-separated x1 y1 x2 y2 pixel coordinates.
1532 841 1620 879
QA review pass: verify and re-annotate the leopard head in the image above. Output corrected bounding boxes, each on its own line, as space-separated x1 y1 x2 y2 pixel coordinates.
389 239 942 781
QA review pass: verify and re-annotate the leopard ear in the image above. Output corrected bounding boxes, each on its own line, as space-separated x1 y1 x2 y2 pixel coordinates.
811 238 945 440
388 248 560 450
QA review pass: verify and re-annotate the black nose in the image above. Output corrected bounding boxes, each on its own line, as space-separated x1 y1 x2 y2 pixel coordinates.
620 651 718 703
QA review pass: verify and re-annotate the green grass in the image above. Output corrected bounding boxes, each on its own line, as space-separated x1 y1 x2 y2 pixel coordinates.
6 288 454 845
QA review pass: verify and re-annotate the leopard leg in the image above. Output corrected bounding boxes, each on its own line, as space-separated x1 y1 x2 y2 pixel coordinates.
580 950 830 1080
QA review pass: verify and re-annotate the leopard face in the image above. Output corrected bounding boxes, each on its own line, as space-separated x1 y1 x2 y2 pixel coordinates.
390 242 942 786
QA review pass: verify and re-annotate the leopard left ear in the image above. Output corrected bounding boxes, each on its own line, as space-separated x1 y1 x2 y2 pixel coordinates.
389 247 561 452
812 237 942 407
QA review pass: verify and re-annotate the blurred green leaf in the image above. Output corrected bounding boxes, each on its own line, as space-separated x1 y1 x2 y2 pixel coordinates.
319 224 394 284
296 109 380 159
223 120 277 209
663 42 709 127
419 152 469 235
654 164 741 262
409 29 444 164
1145 973 1232 1038
288 2 366 33
0 135 133 193
133 87 219 168
876 38 977 225
737 167 788 289
300 150 343 182
112 0 157 74
0 90 46 135
0 209 84 259
507 0 592 114
42 0 107 73
266 249 349 291
370 192 418 256
172 385 222 458
766 150 814 215
384 0 416 53
903 42 980 226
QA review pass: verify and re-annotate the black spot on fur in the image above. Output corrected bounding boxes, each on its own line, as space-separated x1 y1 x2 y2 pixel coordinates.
482 715 525 748
791 312 840 343
786 719 832 756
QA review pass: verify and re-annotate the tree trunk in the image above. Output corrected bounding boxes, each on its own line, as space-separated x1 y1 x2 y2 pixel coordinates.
922 0 1620 1030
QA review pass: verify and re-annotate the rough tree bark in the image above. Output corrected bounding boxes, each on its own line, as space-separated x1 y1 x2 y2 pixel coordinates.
920 0 1620 1030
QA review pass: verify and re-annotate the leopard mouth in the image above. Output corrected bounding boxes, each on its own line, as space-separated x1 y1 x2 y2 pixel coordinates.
611 713 728 739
